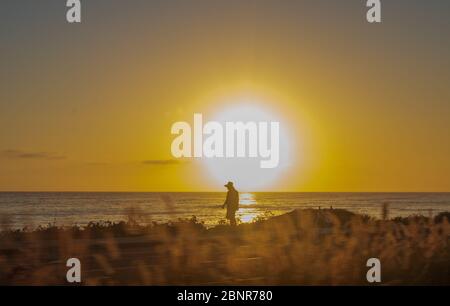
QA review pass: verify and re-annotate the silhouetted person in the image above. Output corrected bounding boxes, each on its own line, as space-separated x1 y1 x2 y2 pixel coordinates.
382 202 389 220
222 181 239 226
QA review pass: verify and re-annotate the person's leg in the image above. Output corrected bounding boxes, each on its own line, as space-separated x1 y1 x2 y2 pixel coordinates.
230 214 237 227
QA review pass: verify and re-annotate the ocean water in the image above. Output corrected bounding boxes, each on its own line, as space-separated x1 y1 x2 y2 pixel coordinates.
0 192 449 229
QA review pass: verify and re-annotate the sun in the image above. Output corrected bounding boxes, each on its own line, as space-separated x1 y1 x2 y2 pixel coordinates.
202 102 292 191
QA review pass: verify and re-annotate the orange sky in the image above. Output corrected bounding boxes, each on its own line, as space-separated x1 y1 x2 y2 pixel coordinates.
1 1 449 191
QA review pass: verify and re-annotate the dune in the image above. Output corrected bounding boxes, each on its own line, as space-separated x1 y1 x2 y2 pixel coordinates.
0 209 449 285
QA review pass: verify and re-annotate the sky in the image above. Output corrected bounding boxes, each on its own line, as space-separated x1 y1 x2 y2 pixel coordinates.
0 0 449 192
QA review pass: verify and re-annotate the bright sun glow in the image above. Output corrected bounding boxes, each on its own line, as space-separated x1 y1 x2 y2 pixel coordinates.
203 102 292 191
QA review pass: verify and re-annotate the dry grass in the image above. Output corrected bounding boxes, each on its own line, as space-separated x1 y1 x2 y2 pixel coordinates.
0 209 449 285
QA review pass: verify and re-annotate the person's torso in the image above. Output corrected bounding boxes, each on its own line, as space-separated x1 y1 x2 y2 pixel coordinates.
227 189 239 210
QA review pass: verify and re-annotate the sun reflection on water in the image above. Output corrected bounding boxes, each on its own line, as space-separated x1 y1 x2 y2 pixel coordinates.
240 193 256 205
239 211 259 223
238 193 260 223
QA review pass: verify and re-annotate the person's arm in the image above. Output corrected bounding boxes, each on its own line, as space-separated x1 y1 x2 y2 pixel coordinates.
222 192 229 209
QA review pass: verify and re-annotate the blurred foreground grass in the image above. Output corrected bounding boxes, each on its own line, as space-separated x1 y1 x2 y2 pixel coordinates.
0 209 449 285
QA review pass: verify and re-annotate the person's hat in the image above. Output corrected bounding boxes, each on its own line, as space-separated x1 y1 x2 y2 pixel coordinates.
224 181 234 188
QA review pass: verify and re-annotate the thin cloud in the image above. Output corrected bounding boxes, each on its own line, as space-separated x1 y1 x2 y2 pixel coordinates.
84 161 111 166
142 159 187 166
1 149 66 160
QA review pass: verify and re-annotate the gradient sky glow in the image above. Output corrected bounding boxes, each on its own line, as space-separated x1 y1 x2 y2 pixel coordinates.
1 0 449 191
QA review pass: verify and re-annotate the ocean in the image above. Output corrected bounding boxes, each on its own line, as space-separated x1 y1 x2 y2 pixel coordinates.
0 192 449 229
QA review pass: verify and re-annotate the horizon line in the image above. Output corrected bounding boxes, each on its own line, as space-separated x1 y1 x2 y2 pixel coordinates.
1 190 450 194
